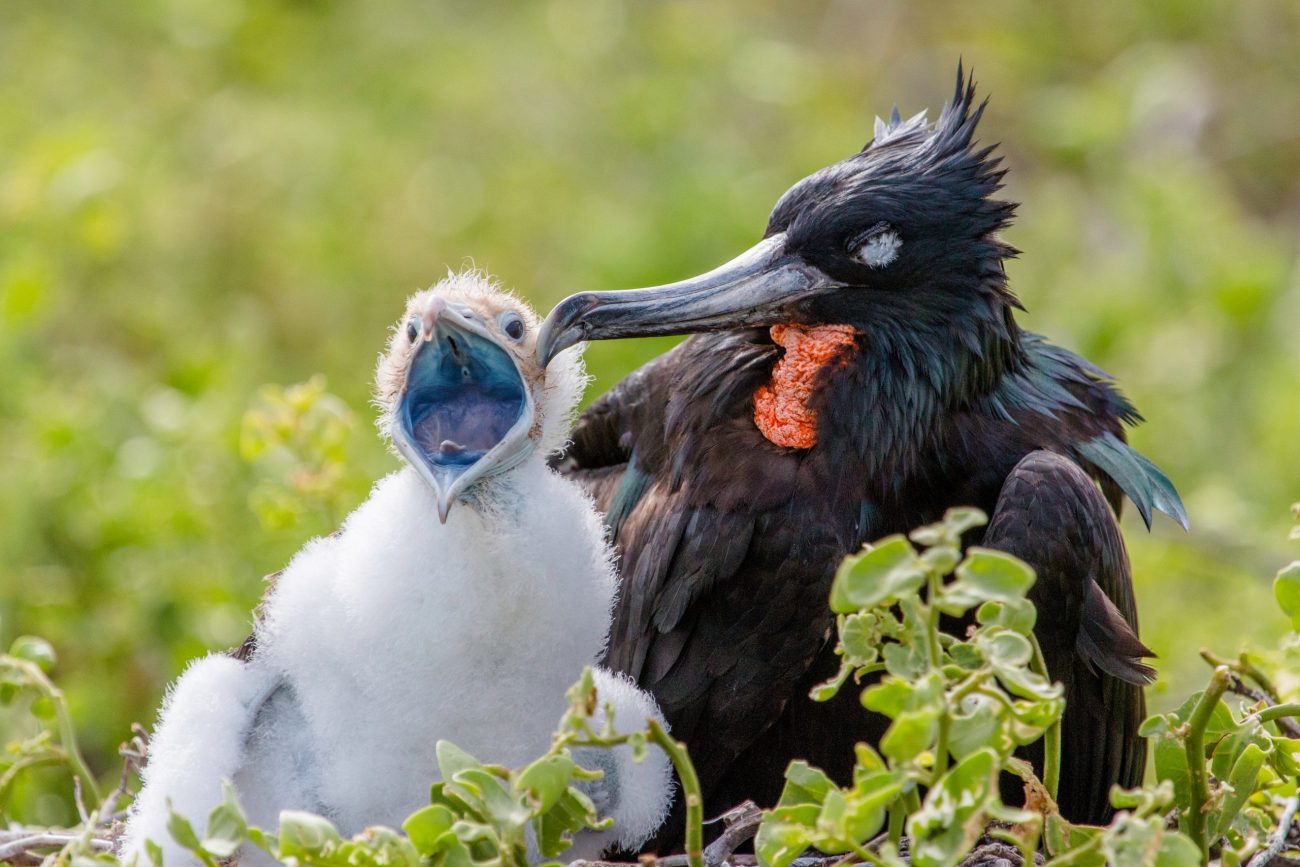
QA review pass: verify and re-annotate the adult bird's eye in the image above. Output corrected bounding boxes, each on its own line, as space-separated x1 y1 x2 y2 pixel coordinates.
499 312 525 341
406 318 419 343
850 223 902 269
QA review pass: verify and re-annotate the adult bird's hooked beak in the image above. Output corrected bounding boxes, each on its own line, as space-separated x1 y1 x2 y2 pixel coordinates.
392 300 535 522
536 234 836 366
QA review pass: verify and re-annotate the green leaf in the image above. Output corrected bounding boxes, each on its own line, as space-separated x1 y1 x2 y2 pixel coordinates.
1138 712 1174 738
880 706 940 762
862 678 914 718
829 536 925 614
1155 830 1202 867
814 782 894 853
948 641 984 670
943 507 988 536
810 659 851 702
1275 561 1300 629
277 810 343 858
1153 735 1192 815
954 548 1036 601
1100 815 1160 867
9 635 57 673
436 740 485 779
949 694 1012 759
517 754 579 813
165 804 204 853
454 767 530 826
778 760 835 807
975 598 1037 634
1271 737 1300 777
755 818 814 867
980 630 1033 668
1045 813 1105 860
1213 742 1266 838
840 613 883 664
908 748 999 867
882 641 927 680
921 545 960 575
165 806 222 867
403 804 456 854
852 742 887 777
201 781 248 858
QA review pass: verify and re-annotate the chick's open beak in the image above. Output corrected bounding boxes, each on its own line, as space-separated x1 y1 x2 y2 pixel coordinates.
392 303 535 522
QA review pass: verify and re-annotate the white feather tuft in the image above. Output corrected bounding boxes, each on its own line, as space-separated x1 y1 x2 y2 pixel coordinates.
120 655 275 865
566 668 676 859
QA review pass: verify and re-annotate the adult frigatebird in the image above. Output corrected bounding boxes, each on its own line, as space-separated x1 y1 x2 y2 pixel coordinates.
536 67 1187 845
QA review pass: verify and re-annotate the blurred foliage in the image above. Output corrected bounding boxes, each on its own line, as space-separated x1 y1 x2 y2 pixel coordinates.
240 376 356 531
1 0 1298 825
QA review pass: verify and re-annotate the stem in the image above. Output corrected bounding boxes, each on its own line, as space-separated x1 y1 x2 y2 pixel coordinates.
847 838 886 867
903 786 922 816
1028 634 1061 802
1243 703 1300 728
1187 666 1232 866
648 719 704 867
887 802 904 847
1 659 101 805
1235 653 1283 701
925 571 949 779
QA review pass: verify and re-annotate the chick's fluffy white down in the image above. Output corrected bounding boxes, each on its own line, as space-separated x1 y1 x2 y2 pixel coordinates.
124 461 672 864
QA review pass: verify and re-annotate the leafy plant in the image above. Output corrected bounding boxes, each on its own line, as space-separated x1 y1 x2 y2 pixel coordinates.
8 504 1300 867
756 508 1060 867
757 504 1300 867
0 635 101 816
1135 500 1300 867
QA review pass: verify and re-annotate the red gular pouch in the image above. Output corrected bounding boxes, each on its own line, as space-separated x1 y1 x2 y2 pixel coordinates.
753 323 858 449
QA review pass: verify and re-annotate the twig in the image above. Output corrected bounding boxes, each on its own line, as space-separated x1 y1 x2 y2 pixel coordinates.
1200 651 1300 738
0 833 112 861
1247 794 1300 867
73 776 91 825
702 802 762 867
102 728 147 822
957 841 1039 866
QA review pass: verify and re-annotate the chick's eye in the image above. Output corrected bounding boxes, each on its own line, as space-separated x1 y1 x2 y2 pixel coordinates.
850 223 902 269
499 312 525 341
406 319 419 343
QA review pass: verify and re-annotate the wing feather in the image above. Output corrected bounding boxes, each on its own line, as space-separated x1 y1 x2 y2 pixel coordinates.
984 449 1151 825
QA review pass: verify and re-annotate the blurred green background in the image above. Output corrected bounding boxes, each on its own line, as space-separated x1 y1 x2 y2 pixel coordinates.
3 0 1299 825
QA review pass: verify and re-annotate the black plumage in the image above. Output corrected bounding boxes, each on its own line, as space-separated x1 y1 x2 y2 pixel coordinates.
540 66 1186 848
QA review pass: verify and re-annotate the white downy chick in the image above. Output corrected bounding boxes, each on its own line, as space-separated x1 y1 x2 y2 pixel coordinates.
121 272 672 865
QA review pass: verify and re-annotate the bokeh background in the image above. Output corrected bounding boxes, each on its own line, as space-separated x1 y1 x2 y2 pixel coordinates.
3 0 1298 825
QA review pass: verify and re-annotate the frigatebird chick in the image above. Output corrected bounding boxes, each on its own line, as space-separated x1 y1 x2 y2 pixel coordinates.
121 272 672 865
